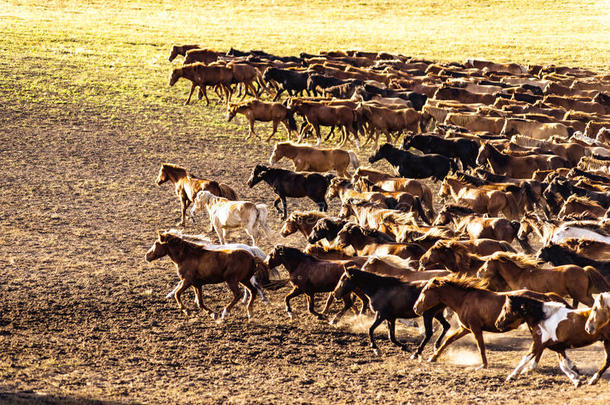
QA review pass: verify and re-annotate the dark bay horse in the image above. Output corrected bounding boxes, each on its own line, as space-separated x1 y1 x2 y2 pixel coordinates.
402 133 478 170
247 164 333 219
369 143 457 181
496 295 610 386
156 163 238 226
333 266 450 357
145 231 268 319
264 245 368 322
307 217 350 245
538 243 610 280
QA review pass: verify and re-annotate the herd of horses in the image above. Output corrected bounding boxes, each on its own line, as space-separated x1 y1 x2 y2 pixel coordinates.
152 45 610 387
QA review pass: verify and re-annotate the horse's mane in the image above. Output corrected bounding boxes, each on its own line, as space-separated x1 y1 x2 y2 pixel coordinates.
368 254 416 270
349 267 406 286
511 134 553 149
432 274 489 291
164 229 212 246
288 211 327 222
413 227 454 241
304 244 347 255
561 220 610 236
161 163 188 176
487 251 542 268
345 222 392 239
484 143 510 166
453 172 488 187
564 194 604 208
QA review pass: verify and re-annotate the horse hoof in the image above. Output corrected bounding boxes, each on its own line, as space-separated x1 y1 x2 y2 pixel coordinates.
474 364 486 371
286 311 293 319
210 312 216 320
372 348 380 356
427 356 437 363
221 308 228 320
401 345 411 352
588 374 599 385
329 318 336 326
409 353 420 360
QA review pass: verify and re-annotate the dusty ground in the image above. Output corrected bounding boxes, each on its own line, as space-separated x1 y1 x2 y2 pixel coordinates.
0 95 609 404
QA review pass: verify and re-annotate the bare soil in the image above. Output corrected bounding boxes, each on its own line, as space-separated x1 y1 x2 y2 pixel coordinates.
0 97 609 404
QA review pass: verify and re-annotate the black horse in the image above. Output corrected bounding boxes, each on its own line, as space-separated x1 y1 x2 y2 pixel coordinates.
306 74 350 97
247 164 333 219
307 217 351 245
537 244 610 279
369 143 457 181
402 134 479 169
333 266 450 357
262 67 310 101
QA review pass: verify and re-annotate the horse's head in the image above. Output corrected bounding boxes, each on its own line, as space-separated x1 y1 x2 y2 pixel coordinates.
226 104 239 122
307 218 334 244
280 214 299 237
333 266 358 299
264 245 288 269
402 134 414 150
418 242 453 271
334 224 356 249
536 244 556 263
262 67 275 83
189 191 213 220
413 278 443 315
495 296 525 331
368 143 392 164
432 207 452 227
475 142 490 166
326 178 350 200
247 164 268 188
145 232 170 262
517 218 535 242
269 142 287 165
338 201 355 219
156 165 169 185
476 259 500 285
169 67 182 87
585 293 610 335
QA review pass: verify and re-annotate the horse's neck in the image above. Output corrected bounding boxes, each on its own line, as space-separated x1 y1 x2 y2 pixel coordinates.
167 242 189 264
281 146 297 159
350 232 370 250
437 286 470 311
280 251 311 273
446 179 462 198
181 67 199 82
384 147 403 165
167 169 187 184
353 272 389 297
496 261 527 288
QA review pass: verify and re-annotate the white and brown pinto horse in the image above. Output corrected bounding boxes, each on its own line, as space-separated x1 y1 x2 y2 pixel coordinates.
190 191 271 246
497 295 610 387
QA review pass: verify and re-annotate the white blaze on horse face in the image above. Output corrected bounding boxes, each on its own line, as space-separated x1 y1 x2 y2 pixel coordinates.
538 302 572 344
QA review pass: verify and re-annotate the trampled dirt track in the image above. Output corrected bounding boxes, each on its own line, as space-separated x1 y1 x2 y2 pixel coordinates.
0 98 609 404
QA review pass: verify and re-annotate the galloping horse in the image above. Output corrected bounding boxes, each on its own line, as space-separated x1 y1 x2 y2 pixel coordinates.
156 163 238 226
333 266 451 357
145 231 268 320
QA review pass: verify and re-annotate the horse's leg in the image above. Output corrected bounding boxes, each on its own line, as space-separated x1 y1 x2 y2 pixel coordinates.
267 119 279 142
165 281 180 299
368 312 385 356
387 318 409 351
281 195 288 220
245 223 257 246
412 311 435 359
320 292 334 315
506 342 538 381
240 278 257 319
305 293 326 320
589 340 610 385
193 285 215 318
285 286 303 319
433 310 451 349
248 118 258 140
353 290 369 316
220 281 242 320
201 86 210 106
428 326 470 363
179 195 189 226
272 88 284 102
472 328 489 370
185 83 196 105
329 295 354 325
273 196 283 214
314 124 322 146
174 279 191 315
558 351 583 387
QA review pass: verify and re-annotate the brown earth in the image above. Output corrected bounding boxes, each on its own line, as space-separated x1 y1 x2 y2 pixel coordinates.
0 96 609 404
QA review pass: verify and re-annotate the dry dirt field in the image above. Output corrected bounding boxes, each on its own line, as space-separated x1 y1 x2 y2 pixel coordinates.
1 1 610 404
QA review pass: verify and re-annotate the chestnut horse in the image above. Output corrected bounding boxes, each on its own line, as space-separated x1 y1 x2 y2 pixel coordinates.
280 211 327 239
155 163 238 226
270 142 359 177
333 266 451 357
227 100 297 141
264 245 368 322
418 239 516 273
145 231 268 319
477 252 609 307
413 276 568 369
496 296 610 386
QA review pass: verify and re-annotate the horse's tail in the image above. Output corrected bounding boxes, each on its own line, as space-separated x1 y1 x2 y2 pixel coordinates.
255 203 272 238
413 196 430 225
286 109 297 133
251 257 287 292
585 265 610 294
512 221 533 253
219 183 238 200
449 158 459 173
348 150 360 169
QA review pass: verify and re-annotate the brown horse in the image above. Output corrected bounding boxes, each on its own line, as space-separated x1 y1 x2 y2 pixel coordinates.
476 142 570 179
338 198 419 240
270 142 359 177
145 231 268 319
355 176 435 218
496 295 610 386
454 213 532 252
362 255 450 281
334 222 425 260
264 245 368 322
227 100 297 141
169 63 233 105
288 99 358 146
561 238 610 261
156 163 238 226
413 275 567 369
333 266 450 357
439 176 522 220
418 239 517 272
477 252 610 307
280 211 327 239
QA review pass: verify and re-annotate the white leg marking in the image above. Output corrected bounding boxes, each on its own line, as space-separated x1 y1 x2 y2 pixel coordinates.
507 353 535 381
221 308 228 319
559 359 581 387
588 372 600 385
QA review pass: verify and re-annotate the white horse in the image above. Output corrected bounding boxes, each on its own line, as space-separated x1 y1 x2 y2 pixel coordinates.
189 191 271 246
162 230 279 306
549 221 610 245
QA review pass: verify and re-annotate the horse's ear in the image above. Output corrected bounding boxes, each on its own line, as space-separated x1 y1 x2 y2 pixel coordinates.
344 265 358 276
158 231 168 242
431 278 441 285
